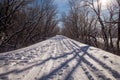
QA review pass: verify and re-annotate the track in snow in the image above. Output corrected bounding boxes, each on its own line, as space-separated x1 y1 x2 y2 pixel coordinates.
0 35 120 80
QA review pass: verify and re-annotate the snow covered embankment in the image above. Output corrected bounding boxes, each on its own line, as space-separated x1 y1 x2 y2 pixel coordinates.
0 35 120 80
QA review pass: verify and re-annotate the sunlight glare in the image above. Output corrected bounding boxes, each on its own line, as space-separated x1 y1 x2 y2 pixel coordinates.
100 0 109 6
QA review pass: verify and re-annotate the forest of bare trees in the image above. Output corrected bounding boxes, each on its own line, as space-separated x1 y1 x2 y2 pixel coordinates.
0 0 120 56
61 0 120 55
0 0 59 52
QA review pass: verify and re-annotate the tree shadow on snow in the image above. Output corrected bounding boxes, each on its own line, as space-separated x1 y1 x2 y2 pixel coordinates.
0 46 80 78
38 48 86 80
0 39 120 80
70 40 120 79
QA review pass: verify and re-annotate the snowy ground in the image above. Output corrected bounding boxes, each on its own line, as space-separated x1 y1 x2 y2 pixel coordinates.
0 35 120 80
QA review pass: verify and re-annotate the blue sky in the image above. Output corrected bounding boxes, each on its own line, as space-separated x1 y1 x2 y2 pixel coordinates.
54 0 69 27
54 0 69 14
37 0 69 27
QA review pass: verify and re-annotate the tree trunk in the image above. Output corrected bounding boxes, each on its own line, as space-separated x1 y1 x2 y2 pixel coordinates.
117 9 120 54
98 16 109 50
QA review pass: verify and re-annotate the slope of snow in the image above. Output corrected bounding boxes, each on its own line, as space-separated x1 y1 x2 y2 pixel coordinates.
0 35 120 80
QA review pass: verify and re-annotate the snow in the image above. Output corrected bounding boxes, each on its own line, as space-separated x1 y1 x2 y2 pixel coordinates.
0 35 120 80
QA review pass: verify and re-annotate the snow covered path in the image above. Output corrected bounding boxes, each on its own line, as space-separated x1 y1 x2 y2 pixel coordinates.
0 35 120 80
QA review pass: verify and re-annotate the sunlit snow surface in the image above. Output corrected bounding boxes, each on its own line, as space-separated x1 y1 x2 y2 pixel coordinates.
0 35 120 80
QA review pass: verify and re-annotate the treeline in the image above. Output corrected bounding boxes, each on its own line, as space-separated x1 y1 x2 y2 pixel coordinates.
0 0 59 52
0 0 120 55
61 0 120 55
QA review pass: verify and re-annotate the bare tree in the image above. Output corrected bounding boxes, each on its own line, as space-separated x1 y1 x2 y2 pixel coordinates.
116 0 120 52
0 0 59 52
85 0 109 50
61 0 98 47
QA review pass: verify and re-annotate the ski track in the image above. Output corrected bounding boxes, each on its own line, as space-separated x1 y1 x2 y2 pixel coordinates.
0 35 120 80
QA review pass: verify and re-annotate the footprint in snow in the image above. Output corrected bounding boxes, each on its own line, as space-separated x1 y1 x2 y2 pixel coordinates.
63 65 69 69
109 60 113 64
68 76 74 80
0 76 8 80
103 56 109 59
65 65 69 68
58 72 63 75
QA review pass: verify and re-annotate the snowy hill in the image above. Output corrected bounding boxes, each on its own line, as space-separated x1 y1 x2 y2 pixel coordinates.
0 35 120 80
